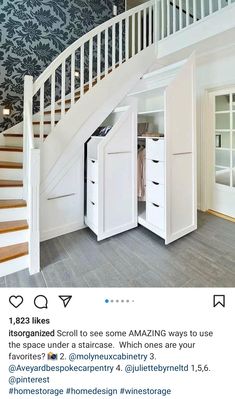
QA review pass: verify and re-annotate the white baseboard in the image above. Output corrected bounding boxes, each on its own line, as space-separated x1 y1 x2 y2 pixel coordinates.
40 222 87 242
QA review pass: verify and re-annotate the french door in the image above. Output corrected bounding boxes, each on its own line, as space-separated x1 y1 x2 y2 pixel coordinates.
209 89 235 218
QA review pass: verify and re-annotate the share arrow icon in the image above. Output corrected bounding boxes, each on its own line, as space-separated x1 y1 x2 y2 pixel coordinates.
58 295 72 308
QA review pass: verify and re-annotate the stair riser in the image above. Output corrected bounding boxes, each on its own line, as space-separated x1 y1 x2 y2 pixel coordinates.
0 229 29 246
4 137 48 147
0 255 29 278
0 152 23 162
0 169 23 180
32 125 52 134
0 207 27 222
0 187 23 199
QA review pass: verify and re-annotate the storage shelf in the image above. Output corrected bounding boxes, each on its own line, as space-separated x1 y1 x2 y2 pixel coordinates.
215 147 230 151
138 109 164 115
215 111 230 114
138 136 164 139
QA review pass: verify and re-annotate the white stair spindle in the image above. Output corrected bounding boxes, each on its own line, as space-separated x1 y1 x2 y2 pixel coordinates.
132 13 135 56
97 33 101 81
179 0 182 30
51 71 55 129
161 0 165 39
119 20 122 65
218 0 222 9
143 8 147 48
89 37 93 90
112 23 116 69
167 0 170 36
209 0 212 15
71 52 75 106
138 11 141 51
125 16 129 60
39 85 44 145
105 28 108 75
193 0 197 23
61 60 66 116
201 0 204 18
80 44 84 97
186 0 189 26
173 0 176 33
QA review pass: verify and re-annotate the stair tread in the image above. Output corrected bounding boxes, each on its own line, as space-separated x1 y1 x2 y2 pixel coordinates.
44 108 69 115
0 242 28 263
0 146 23 152
0 161 23 169
33 121 58 125
0 179 23 187
0 200 26 209
0 219 28 234
4 133 48 138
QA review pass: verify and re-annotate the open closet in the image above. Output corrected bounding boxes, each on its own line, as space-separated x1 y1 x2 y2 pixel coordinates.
85 54 197 244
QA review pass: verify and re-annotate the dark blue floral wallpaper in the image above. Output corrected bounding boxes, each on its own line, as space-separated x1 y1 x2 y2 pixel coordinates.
0 0 125 132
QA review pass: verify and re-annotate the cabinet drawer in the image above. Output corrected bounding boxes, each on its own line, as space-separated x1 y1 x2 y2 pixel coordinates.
146 159 165 184
87 180 98 203
146 138 165 161
87 159 98 182
87 199 98 227
146 202 165 231
146 181 165 207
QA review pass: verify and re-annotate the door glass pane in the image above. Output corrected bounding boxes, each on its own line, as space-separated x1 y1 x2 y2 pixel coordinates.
215 113 230 129
215 149 230 186
215 94 230 111
232 93 235 110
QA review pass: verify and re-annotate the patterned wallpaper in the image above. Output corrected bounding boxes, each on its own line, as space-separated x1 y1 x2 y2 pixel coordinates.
0 0 125 132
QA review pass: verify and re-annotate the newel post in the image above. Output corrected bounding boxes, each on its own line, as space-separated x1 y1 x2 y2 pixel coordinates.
23 75 34 201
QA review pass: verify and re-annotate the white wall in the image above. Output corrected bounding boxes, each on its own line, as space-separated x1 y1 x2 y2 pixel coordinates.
196 44 235 210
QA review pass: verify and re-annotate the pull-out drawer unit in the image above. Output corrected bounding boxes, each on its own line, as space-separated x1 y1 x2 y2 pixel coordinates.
146 180 165 207
146 138 165 161
146 201 165 231
146 159 165 184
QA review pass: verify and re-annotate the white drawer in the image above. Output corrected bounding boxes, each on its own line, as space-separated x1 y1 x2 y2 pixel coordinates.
87 199 98 227
146 202 165 231
146 159 165 184
146 138 165 161
87 159 98 182
87 180 98 203
146 180 165 207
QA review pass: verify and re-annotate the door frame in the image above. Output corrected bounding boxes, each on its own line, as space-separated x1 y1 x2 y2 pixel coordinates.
202 85 235 214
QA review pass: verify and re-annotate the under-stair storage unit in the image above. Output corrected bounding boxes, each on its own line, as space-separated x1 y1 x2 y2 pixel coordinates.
135 55 197 244
85 104 137 240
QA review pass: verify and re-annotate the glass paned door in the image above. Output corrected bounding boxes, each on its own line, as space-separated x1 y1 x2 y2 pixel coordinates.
209 90 235 218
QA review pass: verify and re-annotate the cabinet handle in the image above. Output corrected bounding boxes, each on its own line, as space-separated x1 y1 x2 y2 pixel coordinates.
90 181 95 184
152 181 159 185
91 160 95 164
91 201 95 206
152 138 159 142
152 160 159 163
152 203 160 207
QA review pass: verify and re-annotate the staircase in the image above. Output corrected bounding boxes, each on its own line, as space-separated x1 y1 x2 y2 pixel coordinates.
0 0 234 278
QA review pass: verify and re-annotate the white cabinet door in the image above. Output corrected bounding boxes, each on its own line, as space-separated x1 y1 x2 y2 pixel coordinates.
165 54 197 244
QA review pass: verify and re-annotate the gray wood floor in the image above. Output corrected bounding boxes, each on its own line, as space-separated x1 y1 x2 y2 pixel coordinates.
1 212 235 287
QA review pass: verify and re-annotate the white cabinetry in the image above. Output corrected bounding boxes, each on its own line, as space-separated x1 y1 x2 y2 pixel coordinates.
85 104 137 241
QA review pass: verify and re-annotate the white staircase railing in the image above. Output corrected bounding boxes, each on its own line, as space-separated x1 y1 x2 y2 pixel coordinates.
158 0 235 40
31 0 156 147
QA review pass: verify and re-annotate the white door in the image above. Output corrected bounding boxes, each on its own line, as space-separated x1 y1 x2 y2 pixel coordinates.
165 54 197 244
209 89 235 218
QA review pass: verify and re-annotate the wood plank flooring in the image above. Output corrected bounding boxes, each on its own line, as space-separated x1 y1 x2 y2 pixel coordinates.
1 212 235 287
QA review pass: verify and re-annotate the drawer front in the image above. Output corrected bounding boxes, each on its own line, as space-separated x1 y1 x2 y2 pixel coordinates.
87 159 98 182
146 181 165 207
146 159 165 184
146 202 165 231
146 139 165 161
87 180 98 203
87 200 98 227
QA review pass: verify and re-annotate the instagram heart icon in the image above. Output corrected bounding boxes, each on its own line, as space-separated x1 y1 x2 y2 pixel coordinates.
9 295 24 308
